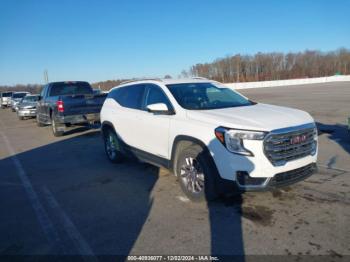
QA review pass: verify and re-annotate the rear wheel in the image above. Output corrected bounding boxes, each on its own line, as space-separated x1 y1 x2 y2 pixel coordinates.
36 114 45 127
51 113 65 137
103 128 124 163
175 144 219 202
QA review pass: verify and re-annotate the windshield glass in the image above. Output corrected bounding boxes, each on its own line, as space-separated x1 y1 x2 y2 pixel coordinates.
50 82 93 96
13 93 28 99
166 82 253 110
1 92 12 97
22 96 39 102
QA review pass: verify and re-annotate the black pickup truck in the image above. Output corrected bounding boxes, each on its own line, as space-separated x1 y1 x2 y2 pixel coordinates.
36 81 107 136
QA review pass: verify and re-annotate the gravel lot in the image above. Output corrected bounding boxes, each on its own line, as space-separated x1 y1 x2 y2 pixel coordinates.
0 82 349 260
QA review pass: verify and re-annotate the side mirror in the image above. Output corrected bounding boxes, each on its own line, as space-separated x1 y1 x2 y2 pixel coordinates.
146 103 172 114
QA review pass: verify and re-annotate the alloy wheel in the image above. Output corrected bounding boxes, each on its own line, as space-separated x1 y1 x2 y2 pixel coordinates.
180 157 205 194
106 132 118 159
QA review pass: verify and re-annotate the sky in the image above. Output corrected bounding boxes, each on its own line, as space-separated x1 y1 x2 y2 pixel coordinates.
0 0 349 85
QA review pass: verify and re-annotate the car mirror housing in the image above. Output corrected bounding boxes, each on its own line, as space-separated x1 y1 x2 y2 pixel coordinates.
146 103 171 114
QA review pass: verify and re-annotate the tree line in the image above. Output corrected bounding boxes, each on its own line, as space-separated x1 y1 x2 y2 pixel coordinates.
1 48 349 93
0 84 42 94
181 48 350 83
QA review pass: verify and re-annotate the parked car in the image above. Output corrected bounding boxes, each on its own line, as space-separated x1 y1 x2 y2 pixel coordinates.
17 94 40 120
100 78 318 201
11 92 30 112
36 81 107 136
1 91 13 108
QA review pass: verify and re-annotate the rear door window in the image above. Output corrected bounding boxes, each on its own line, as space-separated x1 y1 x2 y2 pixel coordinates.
109 84 145 110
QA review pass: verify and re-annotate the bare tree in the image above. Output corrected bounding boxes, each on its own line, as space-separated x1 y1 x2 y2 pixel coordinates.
182 48 350 82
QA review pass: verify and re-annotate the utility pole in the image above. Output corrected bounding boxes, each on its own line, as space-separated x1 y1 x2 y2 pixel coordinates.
44 70 49 83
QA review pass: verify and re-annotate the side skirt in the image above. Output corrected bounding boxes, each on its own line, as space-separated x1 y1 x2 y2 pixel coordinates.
125 144 171 169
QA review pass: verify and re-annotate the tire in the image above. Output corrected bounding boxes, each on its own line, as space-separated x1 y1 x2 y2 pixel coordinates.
103 128 124 163
51 113 65 137
18 115 24 120
36 114 45 127
175 144 219 202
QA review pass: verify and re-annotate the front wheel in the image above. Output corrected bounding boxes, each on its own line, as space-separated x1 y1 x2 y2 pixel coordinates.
175 144 219 202
103 128 124 163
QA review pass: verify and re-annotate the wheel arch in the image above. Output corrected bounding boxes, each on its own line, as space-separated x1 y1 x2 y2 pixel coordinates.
101 121 116 135
170 135 213 172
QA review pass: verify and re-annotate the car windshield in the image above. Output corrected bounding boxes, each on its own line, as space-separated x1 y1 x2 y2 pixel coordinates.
22 96 39 102
2 92 12 97
13 93 28 98
50 82 93 96
166 82 253 110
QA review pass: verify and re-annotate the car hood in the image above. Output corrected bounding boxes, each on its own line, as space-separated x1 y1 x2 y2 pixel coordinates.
186 103 315 132
20 102 37 108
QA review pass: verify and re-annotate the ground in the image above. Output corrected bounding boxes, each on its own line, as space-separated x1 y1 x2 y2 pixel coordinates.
0 82 349 260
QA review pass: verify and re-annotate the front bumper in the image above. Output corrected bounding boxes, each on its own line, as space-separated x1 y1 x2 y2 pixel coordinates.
18 109 37 117
209 125 318 191
235 163 317 191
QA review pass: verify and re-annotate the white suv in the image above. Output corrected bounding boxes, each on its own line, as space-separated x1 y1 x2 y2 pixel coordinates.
100 78 318 201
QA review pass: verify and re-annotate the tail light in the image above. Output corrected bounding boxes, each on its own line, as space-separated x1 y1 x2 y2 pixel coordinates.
57 100 64 112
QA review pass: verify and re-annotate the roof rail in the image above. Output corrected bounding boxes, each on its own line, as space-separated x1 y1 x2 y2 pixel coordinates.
191 76 208 80
119 78 163 85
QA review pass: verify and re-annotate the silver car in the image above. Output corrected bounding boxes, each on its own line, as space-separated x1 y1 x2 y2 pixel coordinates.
11 92 30 112
17 94 39 120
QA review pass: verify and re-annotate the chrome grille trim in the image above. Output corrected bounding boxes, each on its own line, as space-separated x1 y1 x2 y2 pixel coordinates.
264 123 317 166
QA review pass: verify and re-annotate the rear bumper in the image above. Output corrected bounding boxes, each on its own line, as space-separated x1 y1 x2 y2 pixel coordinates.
236 163 317 191
56 113 100 125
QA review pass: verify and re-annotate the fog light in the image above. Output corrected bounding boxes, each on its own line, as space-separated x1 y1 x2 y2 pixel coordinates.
236 171 267 186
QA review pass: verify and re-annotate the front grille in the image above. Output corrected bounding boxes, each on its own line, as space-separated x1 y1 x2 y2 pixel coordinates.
264 125 317 166
269 163 317 187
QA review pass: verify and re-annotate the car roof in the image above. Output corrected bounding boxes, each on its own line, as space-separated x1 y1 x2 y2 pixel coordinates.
49 81 90 85
113 78 214 90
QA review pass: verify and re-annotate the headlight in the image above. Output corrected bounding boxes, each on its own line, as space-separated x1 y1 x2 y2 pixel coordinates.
215 127 266 156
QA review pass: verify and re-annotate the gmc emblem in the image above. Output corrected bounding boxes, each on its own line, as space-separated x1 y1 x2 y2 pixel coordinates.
290 134 307 145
